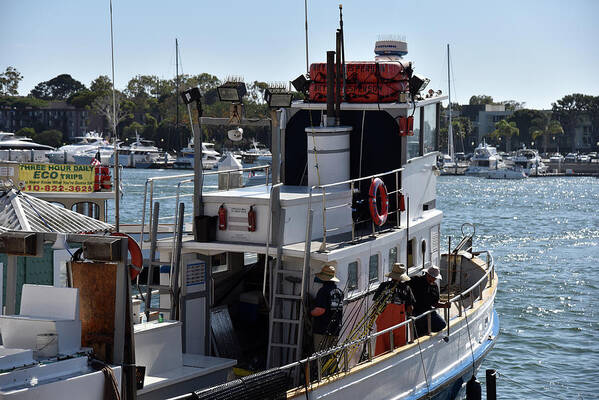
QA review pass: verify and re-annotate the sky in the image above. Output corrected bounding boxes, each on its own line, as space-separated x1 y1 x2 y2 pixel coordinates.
1 0 598 110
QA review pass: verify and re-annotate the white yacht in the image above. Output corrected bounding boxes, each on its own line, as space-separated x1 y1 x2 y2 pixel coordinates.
511 147 548 176
46 131 108 164
465 142 504 176
110 135 166 168
173 138 220 170
486 166 528 179
0 131 54 163
241 140 272 164
72 144 115 166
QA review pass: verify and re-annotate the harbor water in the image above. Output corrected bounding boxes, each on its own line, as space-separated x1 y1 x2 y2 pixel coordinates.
113 169 598 399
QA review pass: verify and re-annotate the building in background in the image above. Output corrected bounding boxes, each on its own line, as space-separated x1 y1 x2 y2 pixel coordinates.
460 104 513 147
0 101 88 140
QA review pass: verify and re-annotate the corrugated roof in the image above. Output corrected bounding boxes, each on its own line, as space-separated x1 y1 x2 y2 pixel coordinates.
0 189 114 234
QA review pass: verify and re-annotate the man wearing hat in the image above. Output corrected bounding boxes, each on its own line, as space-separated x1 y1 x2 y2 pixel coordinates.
408 265 451 336
311 265 344 351
373 263 416 314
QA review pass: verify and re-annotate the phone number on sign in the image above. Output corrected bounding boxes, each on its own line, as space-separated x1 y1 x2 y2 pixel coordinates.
26 184 94 192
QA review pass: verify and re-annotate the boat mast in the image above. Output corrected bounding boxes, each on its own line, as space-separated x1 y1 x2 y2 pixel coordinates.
176 38 180 152
304 0 309 74
110 0 120 231
447 43 454 162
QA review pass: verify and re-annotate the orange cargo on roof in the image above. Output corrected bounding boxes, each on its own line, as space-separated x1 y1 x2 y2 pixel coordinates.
310 61 410 84
308 81 408 103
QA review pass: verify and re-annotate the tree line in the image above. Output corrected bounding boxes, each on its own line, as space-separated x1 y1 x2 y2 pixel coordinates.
1 66 273 151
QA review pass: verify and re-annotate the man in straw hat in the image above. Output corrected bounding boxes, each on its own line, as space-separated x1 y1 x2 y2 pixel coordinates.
408 265 451 336
311 265 344 351
373 263 416 314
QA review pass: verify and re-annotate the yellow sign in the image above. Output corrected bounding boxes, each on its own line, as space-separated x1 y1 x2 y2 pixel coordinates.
19 163 96 193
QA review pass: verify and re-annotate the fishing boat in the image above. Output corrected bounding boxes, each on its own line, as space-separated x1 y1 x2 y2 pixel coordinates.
140 35 499 400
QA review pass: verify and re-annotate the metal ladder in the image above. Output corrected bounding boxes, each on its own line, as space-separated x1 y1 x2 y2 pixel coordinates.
266 266 306 368
143 202 176 319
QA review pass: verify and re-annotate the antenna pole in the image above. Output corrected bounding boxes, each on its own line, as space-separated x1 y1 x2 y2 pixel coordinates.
110 0 120 232
304 0 309 74
447 43 454 162
339 4 346 100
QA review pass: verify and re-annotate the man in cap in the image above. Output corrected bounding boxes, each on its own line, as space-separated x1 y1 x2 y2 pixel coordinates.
373 263 416 315
408 265 451 336
311 265 344 351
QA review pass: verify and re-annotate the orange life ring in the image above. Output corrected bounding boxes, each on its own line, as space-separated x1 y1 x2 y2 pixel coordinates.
111 232 143 280
368 178 389 226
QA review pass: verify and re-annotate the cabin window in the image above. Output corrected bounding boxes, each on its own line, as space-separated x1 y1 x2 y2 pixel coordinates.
407 238 415 269
388 247 398 273
368 254 379 283
423 104 437 154
348 261 359 290
407 107 421 160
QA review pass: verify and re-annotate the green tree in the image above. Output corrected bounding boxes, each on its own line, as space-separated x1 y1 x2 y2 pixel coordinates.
532 120 564 155
90 75 113 95
490 119 519 152
35 129 63 147
16 127 35 138
500 100 525 111
453 117 472 153
0 66 23 96
551 93 594 152
469 95 494 105
122 121 144 140
30 74 86 100
508 109 548 147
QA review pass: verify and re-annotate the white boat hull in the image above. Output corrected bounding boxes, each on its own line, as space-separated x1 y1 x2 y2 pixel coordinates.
289 280 498 400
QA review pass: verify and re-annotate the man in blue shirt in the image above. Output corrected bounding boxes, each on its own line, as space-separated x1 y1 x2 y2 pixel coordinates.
311 265 343 352
408 265 451 336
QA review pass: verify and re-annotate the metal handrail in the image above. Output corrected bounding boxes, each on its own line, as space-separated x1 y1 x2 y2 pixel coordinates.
277 251 495 380
309 167 405 251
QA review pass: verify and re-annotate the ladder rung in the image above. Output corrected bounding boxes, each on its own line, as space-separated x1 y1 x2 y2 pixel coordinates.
276 270 302 276
147 285 171 291
147 307 171 313
272 318 300 324
270 343 299 349
274 294 302 300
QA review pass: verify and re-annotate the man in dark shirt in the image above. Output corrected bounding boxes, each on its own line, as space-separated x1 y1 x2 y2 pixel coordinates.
373 263 416 315
408 265 451 336
311 265 343 351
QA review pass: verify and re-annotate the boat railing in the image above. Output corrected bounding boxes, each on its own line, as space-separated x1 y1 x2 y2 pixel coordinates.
279 249 494 387
139 164 271 249
308 167 404 251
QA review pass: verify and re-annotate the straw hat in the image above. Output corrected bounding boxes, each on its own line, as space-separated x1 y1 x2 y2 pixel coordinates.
316 265 340 282
386 263 410 282
425 265 442 280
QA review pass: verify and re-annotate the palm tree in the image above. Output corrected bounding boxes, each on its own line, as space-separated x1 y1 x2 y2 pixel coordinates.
490 119 519 152
532 120 564 155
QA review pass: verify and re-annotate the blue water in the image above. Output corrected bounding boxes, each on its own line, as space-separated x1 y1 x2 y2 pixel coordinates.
114 170 599 399
437 176 599 400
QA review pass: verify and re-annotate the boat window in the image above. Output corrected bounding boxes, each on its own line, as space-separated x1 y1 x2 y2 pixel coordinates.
388 247 397 273
407 238 415 269
368 254 379 283
348 261 359 291
423 104 437 154
407 107 421 160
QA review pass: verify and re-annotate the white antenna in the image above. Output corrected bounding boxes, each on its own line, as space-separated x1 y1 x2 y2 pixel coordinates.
110 0 120 231
447 44 454 162
304 0 309 74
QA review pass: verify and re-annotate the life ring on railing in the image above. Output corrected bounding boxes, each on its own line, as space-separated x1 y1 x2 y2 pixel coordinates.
368 178 389 226
110 232 143 280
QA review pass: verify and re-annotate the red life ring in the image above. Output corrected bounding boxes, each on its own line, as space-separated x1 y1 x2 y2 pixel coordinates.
111 232 143 280
368 178 389 226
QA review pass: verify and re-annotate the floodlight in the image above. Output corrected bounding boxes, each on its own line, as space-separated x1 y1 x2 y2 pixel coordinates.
291 74 310 95
180 87 202 104
409 73 430 98
264 88 293 108
217 81 247 103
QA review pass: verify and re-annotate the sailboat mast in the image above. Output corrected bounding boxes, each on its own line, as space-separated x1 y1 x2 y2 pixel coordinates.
447 43 454 162
176 38 180 152
110 0 120 232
